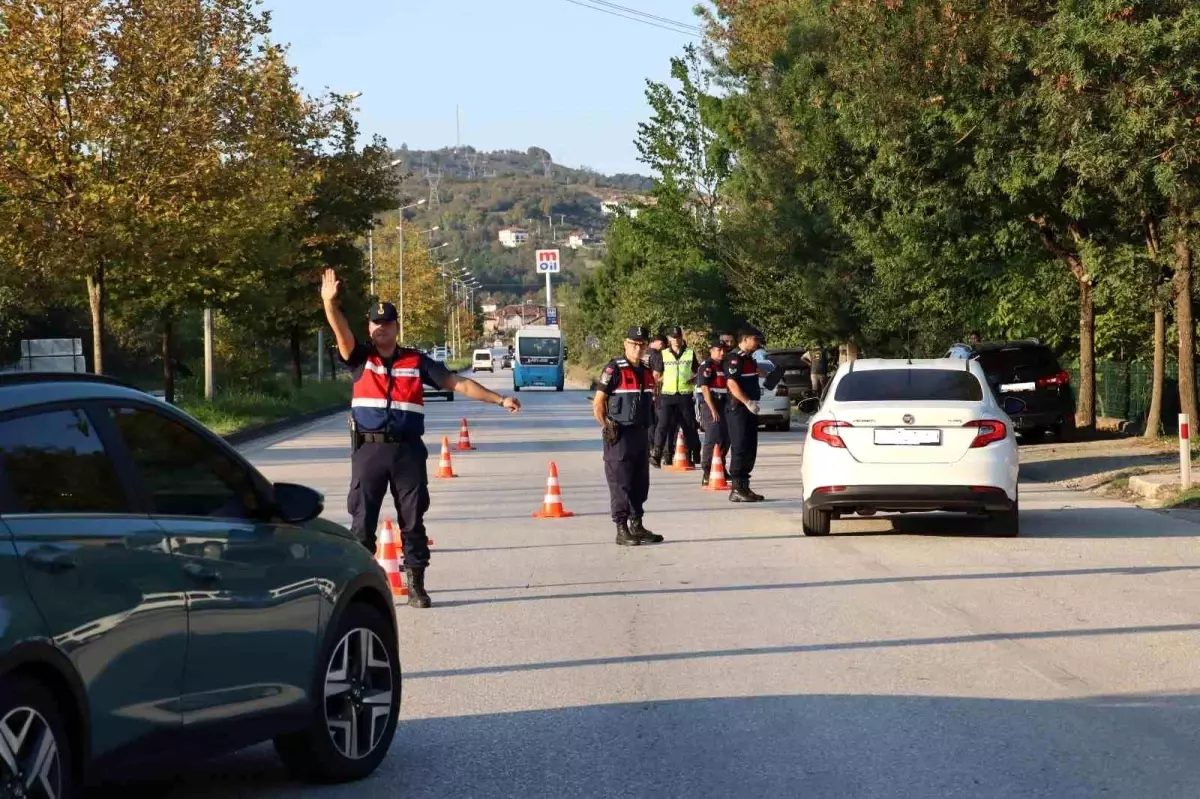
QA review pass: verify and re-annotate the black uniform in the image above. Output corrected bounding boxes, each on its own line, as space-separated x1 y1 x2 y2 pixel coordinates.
342 341 453 567
695 357 730 476
598 356 657 525
723 348 762 490
653 345 702 464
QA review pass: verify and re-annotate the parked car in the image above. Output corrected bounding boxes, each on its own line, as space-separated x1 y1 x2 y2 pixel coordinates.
799 358 1023 537
754 356 793 432
944 339 1076 442
763 348 813 403
472 349 494 373
0 373 402 797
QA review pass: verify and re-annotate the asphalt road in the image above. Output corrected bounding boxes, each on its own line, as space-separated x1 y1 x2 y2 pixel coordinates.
141 371 1200 798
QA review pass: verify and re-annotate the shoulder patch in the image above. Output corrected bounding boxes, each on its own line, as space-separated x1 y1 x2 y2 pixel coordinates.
600 364 616 385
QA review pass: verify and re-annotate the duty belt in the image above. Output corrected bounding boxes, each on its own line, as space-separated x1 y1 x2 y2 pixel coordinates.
356 431 412 444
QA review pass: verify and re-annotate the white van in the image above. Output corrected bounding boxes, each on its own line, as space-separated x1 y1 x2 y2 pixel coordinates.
472 349 494 373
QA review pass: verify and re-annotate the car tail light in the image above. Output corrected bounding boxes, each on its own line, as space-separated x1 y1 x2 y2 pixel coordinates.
964 419 1007 448
811 420 852 448
813 486 846 494
1037 370 1070 388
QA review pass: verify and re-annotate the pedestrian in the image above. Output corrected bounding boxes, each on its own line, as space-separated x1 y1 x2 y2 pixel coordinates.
594 326 664 546
803 344 829 397
696 339 731 487
723 325 772 502
651 326 701 468
321 268 521 608
968 331 981 346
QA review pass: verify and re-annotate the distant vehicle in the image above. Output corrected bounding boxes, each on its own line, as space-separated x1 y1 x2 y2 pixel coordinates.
429 345 449 362
472 349 494 373
0 373 402 797
944 340 1075 442
491 348 512 369
513 325 565 392
799 358 1022 537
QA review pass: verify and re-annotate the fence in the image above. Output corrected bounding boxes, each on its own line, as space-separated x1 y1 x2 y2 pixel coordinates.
1065 360 1187 431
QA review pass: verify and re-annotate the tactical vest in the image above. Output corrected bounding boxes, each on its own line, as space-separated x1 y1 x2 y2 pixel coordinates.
350 349 425 435
660 347 695 395
696 359 729 399
730 350 762 402
606 359 656 427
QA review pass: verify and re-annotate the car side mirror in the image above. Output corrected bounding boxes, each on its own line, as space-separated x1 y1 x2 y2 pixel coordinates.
798 396 821 415
273 482 324 524
1001 397 1027 416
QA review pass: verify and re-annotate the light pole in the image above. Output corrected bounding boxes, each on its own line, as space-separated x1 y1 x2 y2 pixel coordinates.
367 229 375 297
435 258 460 349
397 197 426 343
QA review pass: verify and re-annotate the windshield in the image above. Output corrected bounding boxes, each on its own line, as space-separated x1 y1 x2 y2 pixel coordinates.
518 337 561 361
834 369 984 402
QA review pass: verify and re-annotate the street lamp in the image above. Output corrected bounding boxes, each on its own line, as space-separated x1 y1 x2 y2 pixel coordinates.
397 198 427 342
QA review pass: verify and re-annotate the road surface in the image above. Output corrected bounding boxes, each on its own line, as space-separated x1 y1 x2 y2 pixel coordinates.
146 372 1200 798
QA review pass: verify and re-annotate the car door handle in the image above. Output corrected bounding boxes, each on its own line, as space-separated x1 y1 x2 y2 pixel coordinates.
23 547 77 573
182 562 221 582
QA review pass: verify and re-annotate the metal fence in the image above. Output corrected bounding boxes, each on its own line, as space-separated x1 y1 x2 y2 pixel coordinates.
1065 360 1186 428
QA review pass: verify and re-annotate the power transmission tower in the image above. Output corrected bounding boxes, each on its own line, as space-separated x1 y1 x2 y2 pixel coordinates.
541 156 553 179
466 152 479 178
425 168 442 208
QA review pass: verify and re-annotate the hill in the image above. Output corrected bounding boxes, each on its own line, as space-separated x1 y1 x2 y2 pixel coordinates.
381 146 653 306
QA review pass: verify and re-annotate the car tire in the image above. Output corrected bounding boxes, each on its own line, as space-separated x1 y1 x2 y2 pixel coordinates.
513 384 521 392
446 392 455 402
274 602 401 784
802 503 831 536
778 416 791 433
985 492 1020 538
1056 414 1077 443
0 674 74 799
1017 426 1046 444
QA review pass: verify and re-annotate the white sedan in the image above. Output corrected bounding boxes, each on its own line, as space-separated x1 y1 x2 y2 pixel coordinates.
799 358 1022 537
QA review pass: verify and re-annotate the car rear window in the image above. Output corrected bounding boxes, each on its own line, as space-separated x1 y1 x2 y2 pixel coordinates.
976 347 1060 376
834 369 984 402
766 351 806 370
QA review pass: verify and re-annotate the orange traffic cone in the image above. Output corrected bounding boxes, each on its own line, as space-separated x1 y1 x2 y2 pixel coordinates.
533 462 575 518
705 444 730 490
664 431 695 472
375 518 408 598
455 418 476 451
435 436 457 478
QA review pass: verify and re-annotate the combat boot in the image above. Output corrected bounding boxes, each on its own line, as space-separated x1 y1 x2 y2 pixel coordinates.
615 520 641 546
404 566 432 608
649 447 663 469
745 482 766 502
729 479 760 503
701 470 710 487
628 518 664 544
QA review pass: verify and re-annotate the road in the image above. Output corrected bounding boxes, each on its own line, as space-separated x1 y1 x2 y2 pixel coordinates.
151 371 1200 798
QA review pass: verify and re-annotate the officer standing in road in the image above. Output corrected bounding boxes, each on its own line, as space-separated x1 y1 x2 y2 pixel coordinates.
594 326 664 546
695 339 731 487
651 326 701 468
723 325 774 502
321 268 521 608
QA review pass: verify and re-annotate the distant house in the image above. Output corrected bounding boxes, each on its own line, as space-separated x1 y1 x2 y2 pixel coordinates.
600 196 645 219
567 231 588 249
498 227 529 248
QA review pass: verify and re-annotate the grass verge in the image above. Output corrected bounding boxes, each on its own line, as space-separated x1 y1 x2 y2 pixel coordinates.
1163 487 1200 509
177 378 350 437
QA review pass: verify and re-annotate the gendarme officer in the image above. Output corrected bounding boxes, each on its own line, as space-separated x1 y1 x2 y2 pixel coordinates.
723 325 773 503
593 326 664 546
321 268 520 607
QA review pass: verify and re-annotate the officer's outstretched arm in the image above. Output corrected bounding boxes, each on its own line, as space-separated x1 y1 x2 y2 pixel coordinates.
443 374 521 412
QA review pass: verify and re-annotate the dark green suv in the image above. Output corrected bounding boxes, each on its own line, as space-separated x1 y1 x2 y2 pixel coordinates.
0 373 401 798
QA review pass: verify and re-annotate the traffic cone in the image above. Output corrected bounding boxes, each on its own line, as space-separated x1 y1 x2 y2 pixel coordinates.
664 431 695 472
705 444 731 491
533 462 575 518
455 418 476 451
374 518 408 598
435 436 457 478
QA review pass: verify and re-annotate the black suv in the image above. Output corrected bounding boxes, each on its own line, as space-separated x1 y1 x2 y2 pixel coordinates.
1 373 401 797
945 340 1076 442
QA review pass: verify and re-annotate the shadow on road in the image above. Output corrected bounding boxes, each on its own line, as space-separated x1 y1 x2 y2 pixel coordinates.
100 691 1200 798
1020 453 1174 483
863 507 1199 539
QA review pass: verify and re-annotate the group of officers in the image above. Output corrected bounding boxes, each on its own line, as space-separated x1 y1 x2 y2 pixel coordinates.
592 324 780 546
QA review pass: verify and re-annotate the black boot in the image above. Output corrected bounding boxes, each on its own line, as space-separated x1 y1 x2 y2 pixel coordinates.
615 520 641 546
649 447 663 469
405 566 432 608
701 470 710 487
745 481 766 502
729 479 759 503
628 518 664 544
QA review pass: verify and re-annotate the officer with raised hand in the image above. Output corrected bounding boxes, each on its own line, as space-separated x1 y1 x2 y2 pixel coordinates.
594 326 663 546
723 325 774 502
321 268 520 608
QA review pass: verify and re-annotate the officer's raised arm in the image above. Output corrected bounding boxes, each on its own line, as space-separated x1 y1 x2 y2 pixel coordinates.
320 268 357 362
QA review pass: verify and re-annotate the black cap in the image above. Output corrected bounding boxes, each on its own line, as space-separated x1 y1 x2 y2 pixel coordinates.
738 324 765 341
710 339 730 350
666 325 683 339
369 302 398 323
626 325 649 342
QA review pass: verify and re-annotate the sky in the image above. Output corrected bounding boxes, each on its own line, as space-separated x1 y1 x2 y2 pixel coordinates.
262 0 706 177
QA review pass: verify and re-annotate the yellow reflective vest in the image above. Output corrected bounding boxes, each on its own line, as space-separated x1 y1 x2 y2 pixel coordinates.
660 347 695 395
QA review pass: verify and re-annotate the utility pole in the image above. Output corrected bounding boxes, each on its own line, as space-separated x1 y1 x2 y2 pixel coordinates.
367 228 375 297
398 220 405 343
203 308 214 400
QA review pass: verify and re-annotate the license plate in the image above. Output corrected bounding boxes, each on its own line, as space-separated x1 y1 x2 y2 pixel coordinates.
874 428 941 446
785 370 803 376
999 381 1036 392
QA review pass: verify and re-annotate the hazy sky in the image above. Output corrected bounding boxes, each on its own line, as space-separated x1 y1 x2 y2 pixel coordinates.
263 0 705 176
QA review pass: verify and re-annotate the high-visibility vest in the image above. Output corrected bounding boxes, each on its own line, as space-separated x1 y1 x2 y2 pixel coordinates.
660 347 694 395
350 349 425 435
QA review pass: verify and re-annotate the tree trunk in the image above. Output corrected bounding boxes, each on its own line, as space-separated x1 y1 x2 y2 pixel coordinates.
1145 303 1166 439
1175 236 1197 433
85 263 105 374
289 325 303 389
1077 278 1096 429
162 315 175 405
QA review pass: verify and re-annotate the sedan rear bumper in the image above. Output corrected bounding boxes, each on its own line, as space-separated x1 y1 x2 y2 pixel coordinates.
804 485 1015 514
